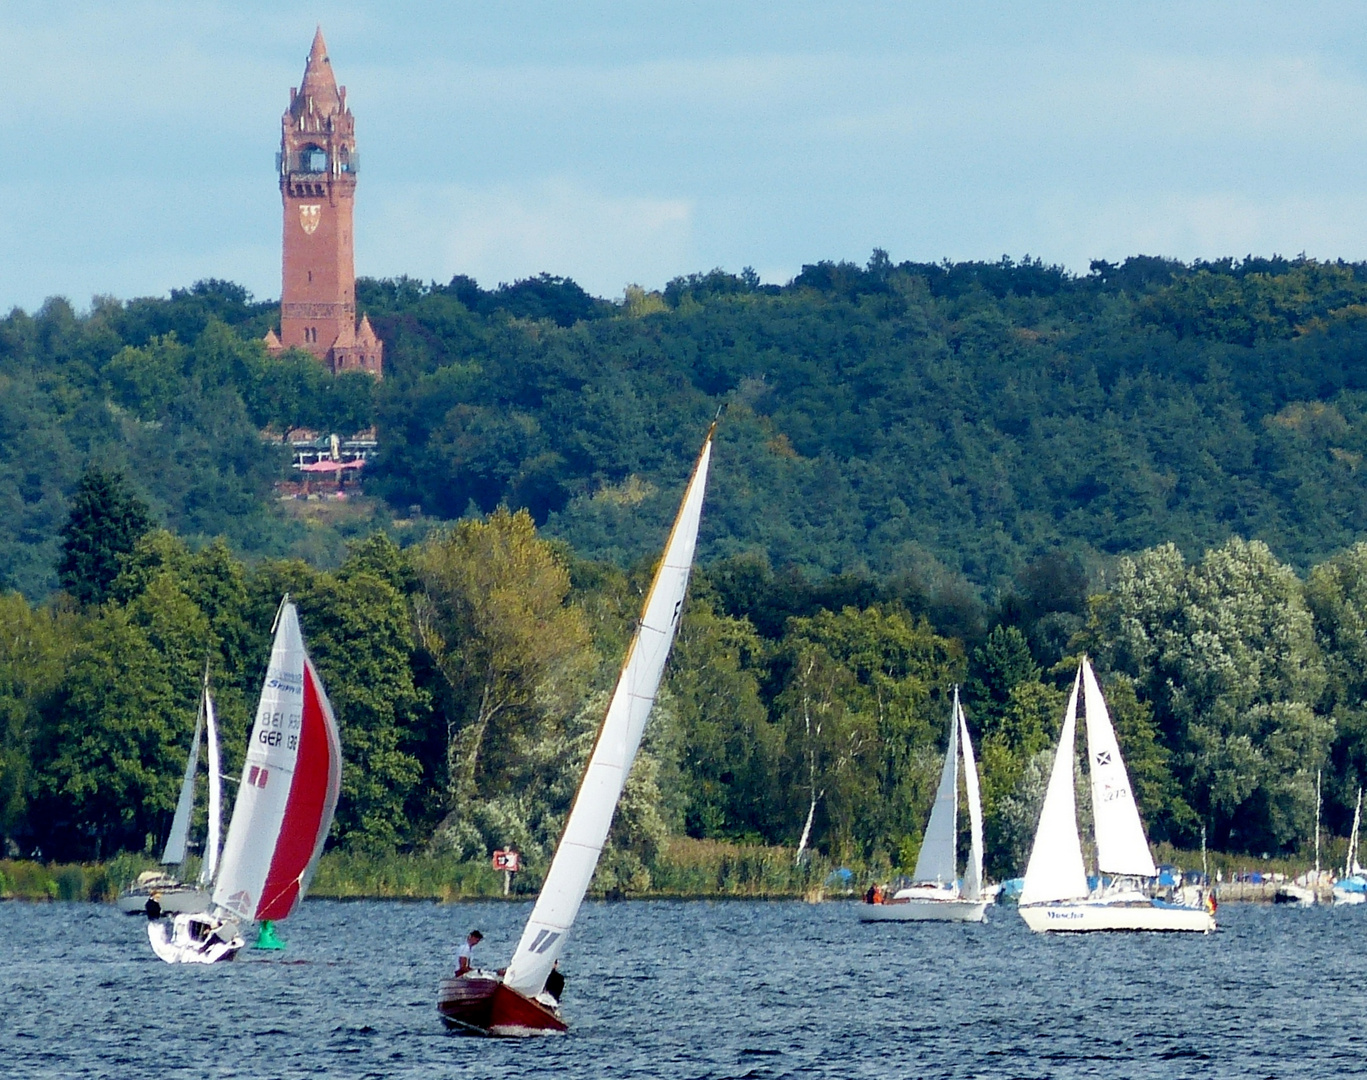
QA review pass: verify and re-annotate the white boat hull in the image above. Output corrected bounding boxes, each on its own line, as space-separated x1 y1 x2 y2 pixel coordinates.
116 884 211 916
147 912 244 964
1019 902 1215 933
1334 885 1366 906
858 898 987 922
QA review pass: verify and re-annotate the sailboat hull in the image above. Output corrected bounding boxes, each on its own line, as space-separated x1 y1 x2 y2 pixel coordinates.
147 913 245 963
437 974 567 1037
116 882 210 916
1019 903 1214 933
858 899 987 922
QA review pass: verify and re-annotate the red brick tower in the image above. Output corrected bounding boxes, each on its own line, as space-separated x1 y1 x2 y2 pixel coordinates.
267 27 382 377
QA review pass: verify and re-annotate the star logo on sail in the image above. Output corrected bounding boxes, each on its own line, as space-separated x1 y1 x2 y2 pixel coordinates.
1095 751 1111 766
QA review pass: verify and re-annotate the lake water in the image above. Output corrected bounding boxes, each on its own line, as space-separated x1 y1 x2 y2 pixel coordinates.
1 898 1362 1078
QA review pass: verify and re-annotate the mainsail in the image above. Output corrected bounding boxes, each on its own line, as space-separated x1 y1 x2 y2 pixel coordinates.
161 696 203 869
1019 668 1089 906
959 699 984 902
913 690 961 886
502 429 714 998
212 601 342 924
1081 658 1156 878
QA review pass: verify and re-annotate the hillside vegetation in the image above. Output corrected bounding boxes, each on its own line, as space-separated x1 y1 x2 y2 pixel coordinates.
6 253 1367 878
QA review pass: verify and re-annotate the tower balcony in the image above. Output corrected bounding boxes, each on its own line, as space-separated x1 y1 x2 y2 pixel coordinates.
276 151 359 176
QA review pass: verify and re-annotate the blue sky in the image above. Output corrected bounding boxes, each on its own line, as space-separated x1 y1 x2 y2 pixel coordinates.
1 1 1365 309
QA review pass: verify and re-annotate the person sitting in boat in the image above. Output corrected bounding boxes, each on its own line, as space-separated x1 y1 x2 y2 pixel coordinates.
144 893 162 921
455 930 483 975
544 960 565 1004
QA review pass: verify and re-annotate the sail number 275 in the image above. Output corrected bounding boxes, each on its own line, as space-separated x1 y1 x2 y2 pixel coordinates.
259 709 303 751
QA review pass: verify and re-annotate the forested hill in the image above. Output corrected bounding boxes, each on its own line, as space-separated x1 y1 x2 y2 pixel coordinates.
8 253 1367 598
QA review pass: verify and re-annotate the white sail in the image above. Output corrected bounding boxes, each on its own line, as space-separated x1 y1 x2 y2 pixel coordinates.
212 601 343 924
959 700 984 902
161 698 203 868
913 690 961 885
1081 659 1156 878
1348 789 1362 878
503 431 713 998
1020 669 1089 906
200 687 222 887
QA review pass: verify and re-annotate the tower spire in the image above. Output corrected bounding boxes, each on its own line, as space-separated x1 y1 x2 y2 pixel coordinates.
294 25 341 118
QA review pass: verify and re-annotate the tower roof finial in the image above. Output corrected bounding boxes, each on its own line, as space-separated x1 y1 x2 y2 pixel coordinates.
294 25 341 118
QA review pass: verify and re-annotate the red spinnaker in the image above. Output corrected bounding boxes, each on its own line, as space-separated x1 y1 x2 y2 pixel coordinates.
256 659 341 920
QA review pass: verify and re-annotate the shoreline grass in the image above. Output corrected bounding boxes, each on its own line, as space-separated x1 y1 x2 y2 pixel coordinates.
6 837 1323 904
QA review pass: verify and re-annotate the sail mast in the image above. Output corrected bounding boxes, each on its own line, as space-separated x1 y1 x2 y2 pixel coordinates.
502 427 714 998
200 680 223 886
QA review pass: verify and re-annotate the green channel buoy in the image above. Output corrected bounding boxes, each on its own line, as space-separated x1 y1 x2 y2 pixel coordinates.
254 919 286 950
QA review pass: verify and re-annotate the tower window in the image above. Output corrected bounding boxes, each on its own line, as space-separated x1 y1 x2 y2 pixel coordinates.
305 147 328 172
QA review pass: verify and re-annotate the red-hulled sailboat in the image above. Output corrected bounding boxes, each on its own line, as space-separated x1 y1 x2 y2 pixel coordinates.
148 598 343 963
437 426 715 1036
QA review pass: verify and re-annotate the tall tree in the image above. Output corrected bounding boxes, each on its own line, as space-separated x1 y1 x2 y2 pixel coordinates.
57 467 154 607
1090 538 1330 852
412 508 593 853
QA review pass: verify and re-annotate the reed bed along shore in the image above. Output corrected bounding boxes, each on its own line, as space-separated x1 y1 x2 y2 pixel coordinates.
0 839 833 903
1 838 1341 904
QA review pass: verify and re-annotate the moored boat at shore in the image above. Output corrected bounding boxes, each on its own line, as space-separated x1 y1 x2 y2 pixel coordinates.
1018 657 1215 934
860 687 987 923
117 669 221 917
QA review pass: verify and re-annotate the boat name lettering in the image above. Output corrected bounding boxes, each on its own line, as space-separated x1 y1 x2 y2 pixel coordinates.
1047 909 1084 920
266 671 304 694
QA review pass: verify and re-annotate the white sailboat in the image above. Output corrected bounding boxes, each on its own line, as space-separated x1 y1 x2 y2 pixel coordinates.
117 671 222 916
437 425 715 1036
1334 788 1364 906
860 687 986 922
149 599 343 964
1018 657 1215 933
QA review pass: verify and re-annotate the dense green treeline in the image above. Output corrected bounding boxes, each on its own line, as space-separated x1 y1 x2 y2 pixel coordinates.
10 252 1367 880
6 472 1367 885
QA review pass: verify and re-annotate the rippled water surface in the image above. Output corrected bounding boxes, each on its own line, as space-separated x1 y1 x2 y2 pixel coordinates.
2 899 1364 1078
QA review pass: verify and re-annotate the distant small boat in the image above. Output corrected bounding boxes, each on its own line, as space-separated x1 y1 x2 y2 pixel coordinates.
436 425 714 1036
148 599 342 964
1018 657 1215 933
117 670 222 917
1277 769 1326 907
1335 788 1365 906
859 687 986 923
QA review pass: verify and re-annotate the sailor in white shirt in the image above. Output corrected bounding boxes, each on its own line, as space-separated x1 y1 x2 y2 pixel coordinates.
455 929 483 975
